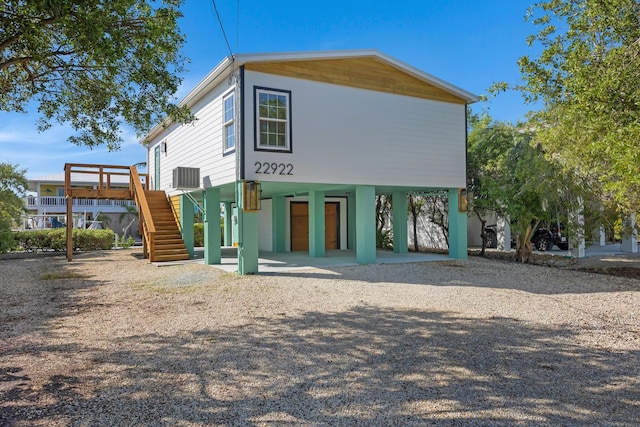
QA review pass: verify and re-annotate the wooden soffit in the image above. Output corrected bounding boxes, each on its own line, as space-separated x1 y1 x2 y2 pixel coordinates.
244 57 466 104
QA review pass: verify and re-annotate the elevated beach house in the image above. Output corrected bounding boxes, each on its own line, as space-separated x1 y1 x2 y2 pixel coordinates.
26 171 136 230
142 50 478 273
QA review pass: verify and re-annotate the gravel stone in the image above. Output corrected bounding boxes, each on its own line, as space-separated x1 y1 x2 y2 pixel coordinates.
0 249 639 426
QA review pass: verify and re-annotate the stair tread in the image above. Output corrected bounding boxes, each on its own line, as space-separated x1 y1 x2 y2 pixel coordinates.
153 254 190 262
136 189 190 263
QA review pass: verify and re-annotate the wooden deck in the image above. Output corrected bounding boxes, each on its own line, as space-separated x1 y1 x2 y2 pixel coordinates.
64 163 189 263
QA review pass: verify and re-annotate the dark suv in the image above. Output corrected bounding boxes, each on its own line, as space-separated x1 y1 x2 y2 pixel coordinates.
532 222 569 251
484 221 568 251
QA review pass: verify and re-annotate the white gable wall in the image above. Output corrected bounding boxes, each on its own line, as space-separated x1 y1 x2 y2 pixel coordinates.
243 70 466 188
147 79 238 193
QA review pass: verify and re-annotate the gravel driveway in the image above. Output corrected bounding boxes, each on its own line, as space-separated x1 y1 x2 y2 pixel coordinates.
1 250 639 426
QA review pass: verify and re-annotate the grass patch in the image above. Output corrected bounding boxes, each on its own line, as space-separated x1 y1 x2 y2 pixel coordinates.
39 271 92 280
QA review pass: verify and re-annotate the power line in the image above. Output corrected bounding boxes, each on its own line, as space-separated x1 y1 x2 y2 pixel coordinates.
236 0 240 53
211 0 233 57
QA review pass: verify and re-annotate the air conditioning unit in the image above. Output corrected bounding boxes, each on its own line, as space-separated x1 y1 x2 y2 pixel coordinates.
172 167 200 189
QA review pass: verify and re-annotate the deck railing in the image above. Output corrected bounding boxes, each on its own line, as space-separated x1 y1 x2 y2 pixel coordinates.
64 163 148 261
129 166 156 260
27 196 136 209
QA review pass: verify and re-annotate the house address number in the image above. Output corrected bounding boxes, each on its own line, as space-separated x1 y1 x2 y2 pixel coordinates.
254 162 293 175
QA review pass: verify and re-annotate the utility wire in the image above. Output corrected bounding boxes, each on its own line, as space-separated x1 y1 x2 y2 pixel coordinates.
211 0 233 57
236 0 240 53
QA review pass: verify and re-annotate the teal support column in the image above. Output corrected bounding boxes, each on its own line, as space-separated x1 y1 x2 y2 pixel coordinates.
272 195 286 252
392 191 408 253
448 188 468 260
180 194 195 258
355 185 376 264
203 188 221 265
236 181 259 274
223 201 232 246
347 192 355 249
309 190 325 257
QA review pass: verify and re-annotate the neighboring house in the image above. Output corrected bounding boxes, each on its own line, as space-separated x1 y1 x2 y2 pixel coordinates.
143 50 478 273
25 172 138 233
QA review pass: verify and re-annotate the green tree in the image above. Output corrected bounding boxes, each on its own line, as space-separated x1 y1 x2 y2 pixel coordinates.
467 117 586 262
0 0 192 150
408 195 425 252
119 204 138 238
467 112 513 255
518 0 640 212
0 162 27 252
375 195 393 249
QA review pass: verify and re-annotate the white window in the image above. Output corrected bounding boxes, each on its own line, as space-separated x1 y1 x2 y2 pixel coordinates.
154 145 161 190
223 92 235 154
255 87 291 152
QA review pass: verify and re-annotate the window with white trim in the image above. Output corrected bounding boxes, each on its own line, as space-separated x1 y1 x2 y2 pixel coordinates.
255 87 291 152
223 92 235 153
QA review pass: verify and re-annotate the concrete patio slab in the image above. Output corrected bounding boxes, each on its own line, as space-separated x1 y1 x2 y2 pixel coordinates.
157 247 452 273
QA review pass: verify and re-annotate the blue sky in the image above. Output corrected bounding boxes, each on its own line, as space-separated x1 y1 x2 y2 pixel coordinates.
1 0 537 178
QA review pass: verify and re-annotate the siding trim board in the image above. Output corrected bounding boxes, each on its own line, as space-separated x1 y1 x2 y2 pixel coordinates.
240 65 245 180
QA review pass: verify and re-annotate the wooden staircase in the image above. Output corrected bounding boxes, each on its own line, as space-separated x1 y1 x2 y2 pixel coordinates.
62 163 189 263
127 166 189 263
142 190 190 262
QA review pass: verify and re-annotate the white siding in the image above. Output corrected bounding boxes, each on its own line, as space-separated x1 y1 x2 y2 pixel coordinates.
243 71 466 188
409 214 449 250
147 80 238 194
258 199 273 251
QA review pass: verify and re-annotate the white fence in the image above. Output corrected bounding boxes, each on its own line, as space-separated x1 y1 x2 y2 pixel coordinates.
26 196 135 209
17 213 91 231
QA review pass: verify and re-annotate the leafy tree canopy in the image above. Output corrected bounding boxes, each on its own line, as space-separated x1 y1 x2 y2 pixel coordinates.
0 0 193 150
0 162 27 222
467 112 593 260
0 162 27 252
518 0 640 212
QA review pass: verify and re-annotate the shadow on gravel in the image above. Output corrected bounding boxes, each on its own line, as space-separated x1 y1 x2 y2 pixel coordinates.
259 260 640 295
1 306 638 426
0 252 114 344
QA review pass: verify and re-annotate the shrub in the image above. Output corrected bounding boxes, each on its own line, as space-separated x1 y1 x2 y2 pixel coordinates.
0 229 17 253
194 223 204 247
12 229 115 252
72 229 114 251
14 230 54 252
193 219 225 247
118 236 136 249
376 228 393 250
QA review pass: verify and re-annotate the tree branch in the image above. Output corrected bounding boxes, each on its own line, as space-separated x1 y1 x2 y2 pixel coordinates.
0 16 59 51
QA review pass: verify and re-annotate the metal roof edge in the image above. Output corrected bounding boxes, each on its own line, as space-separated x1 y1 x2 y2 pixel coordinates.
371 51 480 104
140 56 235 144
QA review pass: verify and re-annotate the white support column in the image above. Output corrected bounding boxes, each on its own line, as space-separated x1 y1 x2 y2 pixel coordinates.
594 226 606 246
569 197 586 258
497 216 511 252
621 214 638 253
